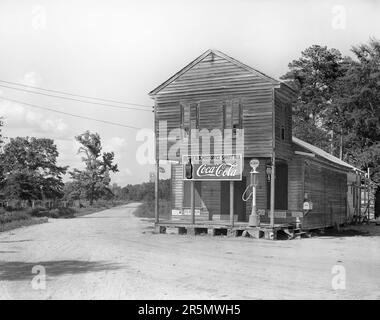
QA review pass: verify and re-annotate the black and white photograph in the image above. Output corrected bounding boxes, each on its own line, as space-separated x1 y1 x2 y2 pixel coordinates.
0 0 379 305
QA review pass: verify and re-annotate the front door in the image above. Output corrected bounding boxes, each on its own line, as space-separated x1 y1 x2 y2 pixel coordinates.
220 178 247 221
267 162 288 210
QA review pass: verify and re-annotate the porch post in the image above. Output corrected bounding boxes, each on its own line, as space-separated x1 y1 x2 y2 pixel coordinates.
154 101 159 224
230 181 234 227
358 173 362 219
155 160 159 224
270 88 276 229
191 180 195 224
270 153 276 228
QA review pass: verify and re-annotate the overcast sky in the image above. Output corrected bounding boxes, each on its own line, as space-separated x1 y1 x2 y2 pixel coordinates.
0 0 379 185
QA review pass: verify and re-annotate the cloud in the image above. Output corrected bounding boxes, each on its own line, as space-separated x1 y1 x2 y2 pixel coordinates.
0 97 72 141
103 136 127 164
103 136 127 152
20 71 43 87
0 72 73 140
102 136 133 185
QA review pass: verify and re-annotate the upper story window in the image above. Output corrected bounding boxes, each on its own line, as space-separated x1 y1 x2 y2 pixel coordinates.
180 102 199 138
223 99 242 136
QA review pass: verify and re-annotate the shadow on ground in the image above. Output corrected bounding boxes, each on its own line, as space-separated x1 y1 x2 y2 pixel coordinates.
0 239 33 243
316 228 372 238
0 260 124 281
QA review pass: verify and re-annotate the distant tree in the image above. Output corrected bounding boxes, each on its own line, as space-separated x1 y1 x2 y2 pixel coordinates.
69 131 119 205
0 117 3 199
121 179 170 202
63 181 82 201
0 137 67 201
110 183 122 200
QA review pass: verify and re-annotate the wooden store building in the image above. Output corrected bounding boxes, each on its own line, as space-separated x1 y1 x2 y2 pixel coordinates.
149 49 369 237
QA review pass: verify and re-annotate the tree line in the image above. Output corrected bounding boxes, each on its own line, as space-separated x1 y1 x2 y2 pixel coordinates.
0 120 170 207
0 130 118 207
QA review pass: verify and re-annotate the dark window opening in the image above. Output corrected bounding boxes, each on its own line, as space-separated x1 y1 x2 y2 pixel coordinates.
223 99 242 137
181 102 199 139
281 126 285 140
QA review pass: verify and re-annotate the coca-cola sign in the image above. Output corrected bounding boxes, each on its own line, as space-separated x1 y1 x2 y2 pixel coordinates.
182 154 242 181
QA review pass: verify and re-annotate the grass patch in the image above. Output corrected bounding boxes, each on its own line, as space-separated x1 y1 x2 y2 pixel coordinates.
0 210 31 224
133 200 170 219
0 208 49 232
0 217 48 232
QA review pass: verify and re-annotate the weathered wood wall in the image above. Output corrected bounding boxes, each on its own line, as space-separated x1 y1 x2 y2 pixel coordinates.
274 84 294 161
287 155 304 212
153 52 279 161
303 160 348 229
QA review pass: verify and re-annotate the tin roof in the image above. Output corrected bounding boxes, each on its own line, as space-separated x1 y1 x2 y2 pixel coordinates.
292 136 361 172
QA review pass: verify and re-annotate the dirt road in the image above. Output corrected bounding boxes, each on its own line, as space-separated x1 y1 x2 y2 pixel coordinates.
0 203 379 299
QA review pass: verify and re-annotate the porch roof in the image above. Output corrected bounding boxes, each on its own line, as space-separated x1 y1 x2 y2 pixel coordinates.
292 136 362 172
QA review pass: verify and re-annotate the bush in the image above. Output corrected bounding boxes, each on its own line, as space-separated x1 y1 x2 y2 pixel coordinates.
134 199 170 218
91 200 110 208
3 206 16 212
0 211 31 224
32 207 76 218
28 207 49 217
57 207 76 217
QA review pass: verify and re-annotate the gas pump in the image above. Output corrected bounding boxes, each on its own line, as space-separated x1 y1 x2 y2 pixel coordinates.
242 159 260 227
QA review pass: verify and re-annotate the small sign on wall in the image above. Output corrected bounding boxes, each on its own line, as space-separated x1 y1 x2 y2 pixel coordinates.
274 211 287 219
291 211 304 218
303 201 313 210
182 209 201 216
172 209 181 216
257 209 266 216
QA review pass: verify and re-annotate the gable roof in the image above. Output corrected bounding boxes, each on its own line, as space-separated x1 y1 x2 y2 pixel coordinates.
149 49 282 96
292 136 362 172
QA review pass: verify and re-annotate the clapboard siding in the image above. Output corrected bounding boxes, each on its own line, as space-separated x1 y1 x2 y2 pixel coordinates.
171 164 183 209
274 84 294 161
157 54 273 95
153 52 277 161
201 181 221 219
303 160 348 229
288 155 304 212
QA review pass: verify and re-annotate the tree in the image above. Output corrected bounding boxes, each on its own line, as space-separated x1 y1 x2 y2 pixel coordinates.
121 179 170 202
282 40 380 211
0 116 3 148
110 183 122 200
62 181 82 201
331 39 380 183
281 45 347 152
0 137 67 201
69 131 119 205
